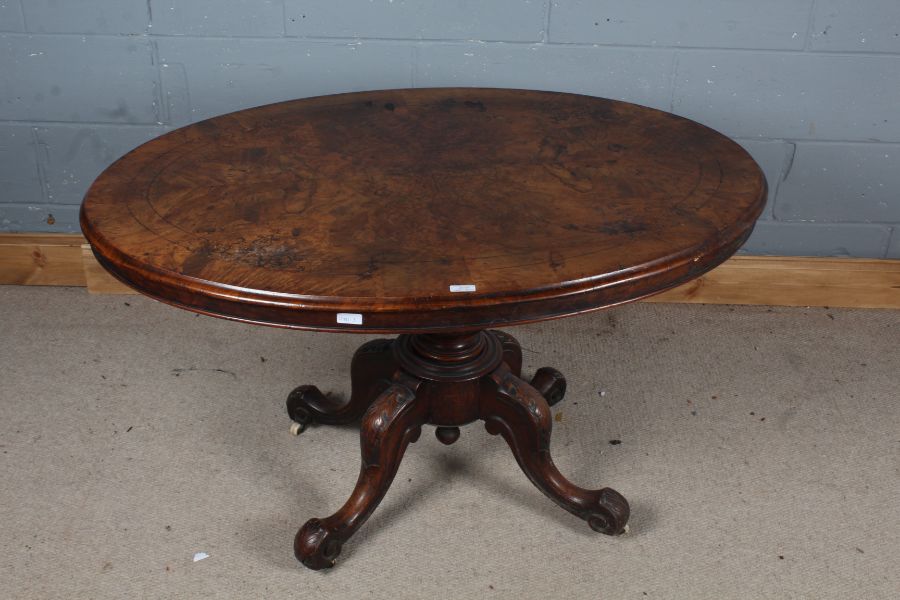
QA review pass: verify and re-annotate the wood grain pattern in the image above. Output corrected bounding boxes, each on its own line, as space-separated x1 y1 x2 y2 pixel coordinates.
4 235 898 309
80 244 133 294
646 256 900 308
82 253 900 309
80 88 766 332
0 233 86 286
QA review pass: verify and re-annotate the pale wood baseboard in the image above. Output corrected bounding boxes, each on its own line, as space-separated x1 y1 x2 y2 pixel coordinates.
79 243 135 294
642 256 900 309
2 233 899 309
0 233 87 286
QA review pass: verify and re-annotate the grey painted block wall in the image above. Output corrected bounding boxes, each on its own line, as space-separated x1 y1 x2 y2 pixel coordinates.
1 0 899 258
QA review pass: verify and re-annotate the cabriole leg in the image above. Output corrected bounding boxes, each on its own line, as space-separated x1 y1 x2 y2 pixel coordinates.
286 338 397 432
294 374 426 569
480 365 629 535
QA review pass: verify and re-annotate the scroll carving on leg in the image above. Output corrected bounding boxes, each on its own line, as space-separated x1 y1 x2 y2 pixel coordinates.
294 373 426 570
286 338 397 431
490 329 523 377
480 365 629 535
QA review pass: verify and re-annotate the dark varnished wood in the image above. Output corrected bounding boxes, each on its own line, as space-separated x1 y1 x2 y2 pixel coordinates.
434 426 461 445
530 367 567 407
286 338 395 431
483 363 629 535
493 329 523 377
295 372 426 570
291 330 626 569
80 89 767 570
81 88 766 333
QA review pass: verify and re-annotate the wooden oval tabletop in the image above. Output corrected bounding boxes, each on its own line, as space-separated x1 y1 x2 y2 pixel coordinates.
81 88 766 333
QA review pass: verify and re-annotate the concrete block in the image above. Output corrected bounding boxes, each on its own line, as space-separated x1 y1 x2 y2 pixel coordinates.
157 38 413 123
35 125 167 205
22 0 148 34
809 0 900 53
0 35 160 124
0 124 42 204
0 1 25 32
887 229 900 259
159 61 191 127
775 143 900 223
734 139 792 220
150 0 284 37
285 0 547 41
0 203 80 232
550 0 811 49
739 221 891 258
673 52 900 142
416 43 674 110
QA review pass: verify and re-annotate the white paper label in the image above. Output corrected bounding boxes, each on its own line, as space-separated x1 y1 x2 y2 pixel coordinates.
336 313 363 325
449 284 476 293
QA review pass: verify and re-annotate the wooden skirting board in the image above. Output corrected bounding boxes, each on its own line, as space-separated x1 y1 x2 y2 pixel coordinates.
1 233 899 309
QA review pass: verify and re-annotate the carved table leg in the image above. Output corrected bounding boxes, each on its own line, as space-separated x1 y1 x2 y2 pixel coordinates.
290 329 628 570
481 365 629 535
294 373 426 569
491 329 523 376
488 330 567 406
287 338 397 432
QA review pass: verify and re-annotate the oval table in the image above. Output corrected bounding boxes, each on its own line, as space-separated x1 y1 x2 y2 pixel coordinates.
81 88 766 570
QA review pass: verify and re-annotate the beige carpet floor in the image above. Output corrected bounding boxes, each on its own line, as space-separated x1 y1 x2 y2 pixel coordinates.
1 286 898 599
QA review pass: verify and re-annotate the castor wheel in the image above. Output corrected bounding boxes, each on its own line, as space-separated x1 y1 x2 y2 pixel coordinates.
530 367 567 407
286 385 328 434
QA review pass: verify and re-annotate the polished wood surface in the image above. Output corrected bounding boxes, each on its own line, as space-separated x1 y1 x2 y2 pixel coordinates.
80 88 766 332
79 89 768 570
0 234 87 286
6 235 898 311
289 331 625 570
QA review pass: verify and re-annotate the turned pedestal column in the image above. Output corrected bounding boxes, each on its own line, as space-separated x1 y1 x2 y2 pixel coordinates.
288 330 629 570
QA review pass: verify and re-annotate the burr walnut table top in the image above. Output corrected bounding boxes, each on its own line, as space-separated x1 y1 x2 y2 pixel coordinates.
80 88 766 333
